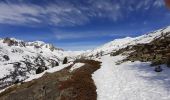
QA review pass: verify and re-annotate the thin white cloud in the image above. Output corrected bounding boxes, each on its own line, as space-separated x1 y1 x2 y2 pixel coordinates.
0 2 89 26
0 0 166 26
153 0 165 7
55 31 135 40
62 45 97 51
55 33 104 40
0 3 42 25
56 41 101 50
88 0 123 21
44 4 89 26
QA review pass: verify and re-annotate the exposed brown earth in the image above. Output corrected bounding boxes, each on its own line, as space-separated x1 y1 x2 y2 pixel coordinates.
0 60 101 100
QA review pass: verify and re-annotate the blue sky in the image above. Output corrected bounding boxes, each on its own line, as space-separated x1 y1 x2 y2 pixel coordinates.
0 0 170 50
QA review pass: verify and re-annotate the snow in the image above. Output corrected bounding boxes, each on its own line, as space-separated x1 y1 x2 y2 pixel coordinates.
0 25 170 97
0 37 83 88
70 63 85 72
25 63 73 82
83 26 170 57
93 55 170 100
0 85 14 93
0 64 13 78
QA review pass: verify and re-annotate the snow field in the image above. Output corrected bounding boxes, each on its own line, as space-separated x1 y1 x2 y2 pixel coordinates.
93 55 170 100
70 63 85 72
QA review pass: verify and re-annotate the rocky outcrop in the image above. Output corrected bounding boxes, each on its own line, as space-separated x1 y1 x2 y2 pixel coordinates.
111 32 170 67
3 38 25 47
63 57 68 64
3 55 9 61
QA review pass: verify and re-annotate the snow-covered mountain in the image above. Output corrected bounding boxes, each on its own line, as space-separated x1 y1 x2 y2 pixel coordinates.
0 26 170 100
81 26 170 58
0 37 82 89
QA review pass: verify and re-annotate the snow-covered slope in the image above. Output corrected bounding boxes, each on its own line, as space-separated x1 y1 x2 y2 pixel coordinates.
81 26 170 58
0 38 82 89
90 26 170 100
93 55 170 100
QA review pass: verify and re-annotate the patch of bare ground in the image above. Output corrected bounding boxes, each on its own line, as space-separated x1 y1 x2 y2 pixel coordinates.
0 60 101 100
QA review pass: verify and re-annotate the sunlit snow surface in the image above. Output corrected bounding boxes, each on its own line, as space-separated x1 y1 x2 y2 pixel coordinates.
93 55 170 100
70 63 85 72
25 63 73 82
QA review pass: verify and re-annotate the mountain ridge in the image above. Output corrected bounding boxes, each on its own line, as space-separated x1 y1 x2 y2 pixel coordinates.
0 37 79 89
80 26 170 58
0 25 170 100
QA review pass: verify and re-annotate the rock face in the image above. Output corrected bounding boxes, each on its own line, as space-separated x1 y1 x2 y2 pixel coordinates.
0 60 101 100
0 38 70 90
3 37 26 47
3 55 9 61
35 66 47 74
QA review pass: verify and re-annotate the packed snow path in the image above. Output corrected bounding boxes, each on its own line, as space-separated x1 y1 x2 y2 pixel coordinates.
92 55 170 100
